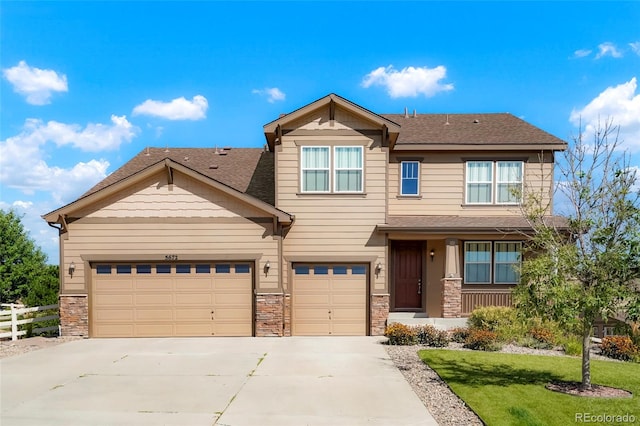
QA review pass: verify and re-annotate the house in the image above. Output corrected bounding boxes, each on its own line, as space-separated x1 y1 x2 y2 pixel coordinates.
43 93 567 338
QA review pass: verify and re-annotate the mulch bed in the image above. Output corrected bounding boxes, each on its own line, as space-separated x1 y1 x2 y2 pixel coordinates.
546 381 632 398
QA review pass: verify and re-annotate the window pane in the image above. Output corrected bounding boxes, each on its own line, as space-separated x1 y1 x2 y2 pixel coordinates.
333 266 347 275
335 147 362 168
496 161 522 203
314 266 329 275
303 170 329 192
495 242 521 283
467 162 493 203
176 264 191 274
116 265 131 274
215 264 231 273
235 264 250 273
401 162 419 195
156 264 171 274
302 147 329 168
96 265 111 274
136 264 151 274
195 264 211 273
302 147 330 192
335 170 362 192
352 266 367 275
464 242 491 283
467 161 492 181
294 265 309 275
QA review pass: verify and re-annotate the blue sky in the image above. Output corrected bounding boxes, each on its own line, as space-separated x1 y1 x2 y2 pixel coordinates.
1 1 639 264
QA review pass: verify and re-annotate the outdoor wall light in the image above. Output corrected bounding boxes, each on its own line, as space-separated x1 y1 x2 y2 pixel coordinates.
264 260 271 275
429 249 435 262
68 261 76 278
375 262 382 274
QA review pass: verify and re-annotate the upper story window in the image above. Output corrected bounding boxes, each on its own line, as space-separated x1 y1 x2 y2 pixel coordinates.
400 161 419 196
301 146 363 193
464 241 522 284
466 161 523 205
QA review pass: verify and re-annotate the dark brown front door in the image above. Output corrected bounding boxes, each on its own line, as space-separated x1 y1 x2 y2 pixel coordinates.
393 241 423 309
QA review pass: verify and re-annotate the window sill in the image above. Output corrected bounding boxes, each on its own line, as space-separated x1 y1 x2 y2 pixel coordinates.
396 195 422 199
462 203 521 208
296 192 367 197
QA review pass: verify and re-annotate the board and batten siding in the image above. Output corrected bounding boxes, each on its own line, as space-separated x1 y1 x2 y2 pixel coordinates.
388 152 555 216
60 171 279 293
276 107 388 293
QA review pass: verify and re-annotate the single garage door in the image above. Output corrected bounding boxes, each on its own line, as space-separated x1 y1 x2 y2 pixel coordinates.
292 264 367 336
91 262 252 337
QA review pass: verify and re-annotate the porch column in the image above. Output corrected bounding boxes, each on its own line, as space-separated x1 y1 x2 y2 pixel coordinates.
441 239 462 318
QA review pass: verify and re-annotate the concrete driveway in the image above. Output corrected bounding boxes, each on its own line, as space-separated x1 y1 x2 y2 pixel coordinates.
1 337 437 425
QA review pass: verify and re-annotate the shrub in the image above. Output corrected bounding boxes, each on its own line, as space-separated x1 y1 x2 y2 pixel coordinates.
463 329 502 351
527 326 556 349
416 325 449 347
601 336 639 362
468 306 524 342
384 323 417 345
561 335 582 356
449 327 470 343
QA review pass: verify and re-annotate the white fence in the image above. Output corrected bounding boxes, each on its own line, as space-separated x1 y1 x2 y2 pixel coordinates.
0 303 59 341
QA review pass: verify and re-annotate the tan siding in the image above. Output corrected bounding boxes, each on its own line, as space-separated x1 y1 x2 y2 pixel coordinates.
61 171 279 294
284 106 380 131
277 131 387 293
388 152 555 216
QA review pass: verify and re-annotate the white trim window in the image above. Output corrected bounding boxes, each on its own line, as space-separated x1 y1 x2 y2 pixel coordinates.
464 242 492 283
494 242 522 284
496 161 523 204
400 161 420 196
301 146 330 192
466 160 523 204
464 241 522 284
334 146 363 192
466 161 493 204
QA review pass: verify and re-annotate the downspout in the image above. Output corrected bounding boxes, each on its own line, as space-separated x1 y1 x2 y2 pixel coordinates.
279 216 295 336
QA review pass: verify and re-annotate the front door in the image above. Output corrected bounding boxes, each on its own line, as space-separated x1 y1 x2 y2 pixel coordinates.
393 241 423 310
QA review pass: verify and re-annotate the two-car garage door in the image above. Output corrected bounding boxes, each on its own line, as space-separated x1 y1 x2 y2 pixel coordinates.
91 262 252 338
291 264 368 336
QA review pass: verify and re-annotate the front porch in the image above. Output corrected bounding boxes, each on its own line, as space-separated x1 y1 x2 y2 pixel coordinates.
387 312 468 330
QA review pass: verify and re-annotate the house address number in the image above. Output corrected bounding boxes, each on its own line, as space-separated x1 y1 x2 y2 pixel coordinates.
165 255 178 261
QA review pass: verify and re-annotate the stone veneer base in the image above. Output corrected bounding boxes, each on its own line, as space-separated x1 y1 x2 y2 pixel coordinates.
59 294 89 337
370 294 389 336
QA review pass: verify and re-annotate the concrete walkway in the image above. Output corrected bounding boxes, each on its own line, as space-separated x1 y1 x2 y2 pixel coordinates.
1 337 437 425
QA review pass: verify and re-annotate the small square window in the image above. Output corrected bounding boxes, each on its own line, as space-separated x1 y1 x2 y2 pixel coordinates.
116 265 132 274
195 264 211 274
352 266 367 275
96 265 111 274
215 264 231 274
176 264 191 274
156 264 171 274
294 265 310 275
333 266 347 275
136 265 151 274
235 264 251 274
314 266 329 275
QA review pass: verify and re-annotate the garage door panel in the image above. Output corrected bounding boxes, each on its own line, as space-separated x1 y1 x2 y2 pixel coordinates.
331 322 366 335
331 308 366 320
95 280 134 291
293 322 331 336
175 293 214 305
135 323 174 337
295 294 331 305
136 280 173 291
135 309 173 321
94 294 134 306
94 309 135 321
135 294 173 305
92 262 253 338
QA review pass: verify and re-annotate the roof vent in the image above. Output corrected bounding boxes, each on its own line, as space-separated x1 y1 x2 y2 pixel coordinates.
218 150 228 156
473 119 480 124
145 146 150 156
279 113 286 118
224 146 232 151
209 165 218 169
445 114 450 125
184 156 189 161
404 107 409 118
412 109 417 118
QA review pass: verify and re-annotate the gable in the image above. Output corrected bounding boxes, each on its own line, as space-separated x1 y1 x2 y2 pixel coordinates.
284 104 389 132
72 170 268 220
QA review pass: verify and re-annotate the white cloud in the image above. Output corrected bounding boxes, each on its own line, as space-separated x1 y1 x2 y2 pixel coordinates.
595 42 623 59
572 49 592 59
132 95 208 120
361 65 454 98
4 115 137 152
0 115 138 203
630 42 640 56
570 77 640 152
2 60 68 105
252 87 286 103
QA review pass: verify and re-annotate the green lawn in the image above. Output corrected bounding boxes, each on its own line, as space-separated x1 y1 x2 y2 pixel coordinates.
418 350 640 426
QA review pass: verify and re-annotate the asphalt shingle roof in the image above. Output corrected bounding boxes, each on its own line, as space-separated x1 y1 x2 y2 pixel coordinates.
381 113 566 146
82 147 275 205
